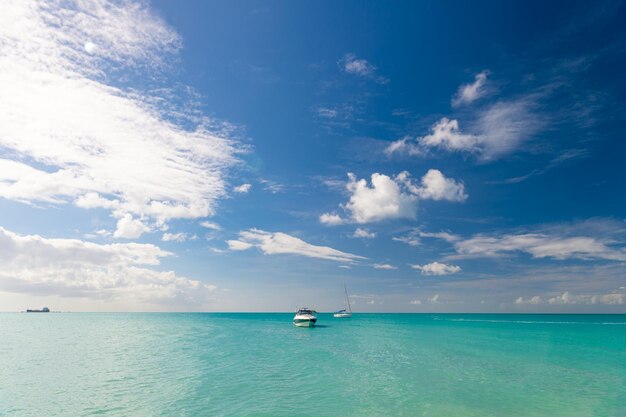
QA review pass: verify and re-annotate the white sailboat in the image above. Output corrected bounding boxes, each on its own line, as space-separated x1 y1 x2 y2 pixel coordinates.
333 284 352 318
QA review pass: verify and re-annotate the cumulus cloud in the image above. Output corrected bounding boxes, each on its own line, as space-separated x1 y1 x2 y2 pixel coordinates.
386 98 541 161
373 263 397 270
0 226 215 307
233 183 251 193
162 232 188 242
353 228 376 239
113 214 150 239
452 71 489 107
320 170 466 225
410 262 461 275
515 296 542 305
343 172 418 223
320 212 346 226
410 299 422 305
227 229 365 263
517 292 624 305
548 291 624 305
410 169 467 202
338 53 388 84
0 1 240 236
420 118 480 152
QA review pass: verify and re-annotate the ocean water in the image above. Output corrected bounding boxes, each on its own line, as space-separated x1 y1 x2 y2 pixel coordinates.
1 313 625 417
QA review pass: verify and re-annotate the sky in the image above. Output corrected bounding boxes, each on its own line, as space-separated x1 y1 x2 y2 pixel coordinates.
1 0 625 312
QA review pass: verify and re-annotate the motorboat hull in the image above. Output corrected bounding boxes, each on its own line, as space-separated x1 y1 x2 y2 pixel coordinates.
293 317 317 327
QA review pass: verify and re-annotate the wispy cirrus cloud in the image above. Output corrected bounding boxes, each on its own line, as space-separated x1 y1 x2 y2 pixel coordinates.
227 229 365 263
338 53 388 84
421 219 626 262
0 226 215 308
0 1 242 239
373 263 397 270
452 71 490 107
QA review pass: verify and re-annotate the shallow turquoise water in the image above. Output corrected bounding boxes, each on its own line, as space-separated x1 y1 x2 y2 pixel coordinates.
1 313 625 416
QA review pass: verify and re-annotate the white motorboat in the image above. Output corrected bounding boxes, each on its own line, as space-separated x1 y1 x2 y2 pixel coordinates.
293 308 317 327
333 284 352 318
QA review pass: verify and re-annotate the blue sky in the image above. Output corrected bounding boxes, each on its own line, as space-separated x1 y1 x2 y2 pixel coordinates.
1 0 625 312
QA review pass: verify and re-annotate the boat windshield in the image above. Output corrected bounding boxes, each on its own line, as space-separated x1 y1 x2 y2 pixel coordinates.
297 309 315 315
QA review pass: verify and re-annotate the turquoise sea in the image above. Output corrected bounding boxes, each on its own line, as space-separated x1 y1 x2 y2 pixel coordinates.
1 313 625 417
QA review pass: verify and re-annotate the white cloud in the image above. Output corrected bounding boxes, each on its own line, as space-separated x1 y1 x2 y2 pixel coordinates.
338 53 388 84
321 170 466 225
410 262 461 276
319 212 346 226
474 99 541 161
113 214 150 239
410 299 422 305
373 263 397 270
384 136 424 157
392 235 421 246
339 53 375 76
517 292 624 305
411 169 467 202
342 172 418 223
515 296 542 305
200 221 221 230
353 228 376 239
598 294 625 305
0 1 240 234
418 231 460 242
452 71 489 107
320 173 417 224
234 183 251 193
453 233 626 262
162 232 188 242
226 239 254 251
227 229 365 263
259 179 285 194
429 294 440 304
396 229 460 247
208 247 227 254
419 118 480 152
317 107 338 118
0 226 215 307
386 98 541 161
549 291 615 305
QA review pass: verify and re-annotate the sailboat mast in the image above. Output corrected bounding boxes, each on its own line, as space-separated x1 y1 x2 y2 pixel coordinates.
344 283 352 313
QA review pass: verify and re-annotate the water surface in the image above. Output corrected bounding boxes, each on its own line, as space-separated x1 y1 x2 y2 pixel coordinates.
1 313 625 416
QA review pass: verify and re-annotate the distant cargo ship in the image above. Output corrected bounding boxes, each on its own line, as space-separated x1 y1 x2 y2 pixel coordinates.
26 307 50 313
